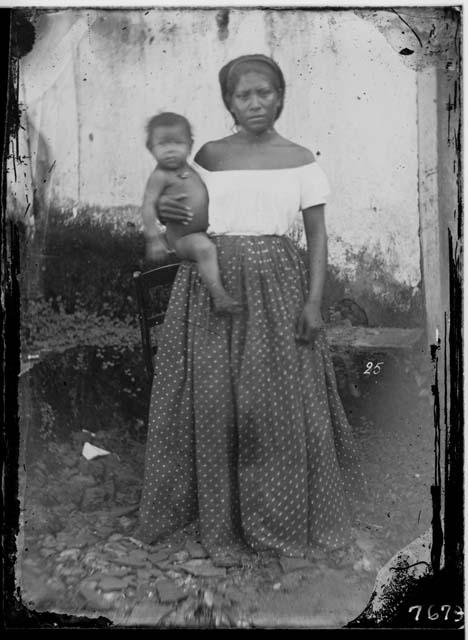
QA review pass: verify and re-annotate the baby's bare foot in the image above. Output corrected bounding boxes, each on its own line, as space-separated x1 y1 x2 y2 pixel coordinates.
213 295 244 316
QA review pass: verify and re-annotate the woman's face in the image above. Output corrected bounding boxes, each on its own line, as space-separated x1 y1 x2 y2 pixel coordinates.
229 71 282 134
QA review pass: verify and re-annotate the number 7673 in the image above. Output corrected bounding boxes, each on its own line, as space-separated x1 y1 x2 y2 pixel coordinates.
408 604 464 624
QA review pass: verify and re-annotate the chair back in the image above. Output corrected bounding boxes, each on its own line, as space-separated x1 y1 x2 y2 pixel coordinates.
133 262 180 377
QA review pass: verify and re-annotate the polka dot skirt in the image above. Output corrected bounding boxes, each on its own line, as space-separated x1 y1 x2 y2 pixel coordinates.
138 235 368 557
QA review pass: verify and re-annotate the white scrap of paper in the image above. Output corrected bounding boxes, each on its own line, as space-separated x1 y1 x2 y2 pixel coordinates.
82 442 111 460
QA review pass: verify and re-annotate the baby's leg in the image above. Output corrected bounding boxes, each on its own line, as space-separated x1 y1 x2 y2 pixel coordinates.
175 233 243 315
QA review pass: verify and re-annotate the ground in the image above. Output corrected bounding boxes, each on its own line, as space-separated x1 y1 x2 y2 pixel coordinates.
14 345 436 628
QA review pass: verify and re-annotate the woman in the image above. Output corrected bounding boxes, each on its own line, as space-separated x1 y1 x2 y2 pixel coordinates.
137 54 367 563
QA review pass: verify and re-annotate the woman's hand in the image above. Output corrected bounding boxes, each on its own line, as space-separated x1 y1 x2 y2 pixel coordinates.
157 193 193 225
296 301 323 345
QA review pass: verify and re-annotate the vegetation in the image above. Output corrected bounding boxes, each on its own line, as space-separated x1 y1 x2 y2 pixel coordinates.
19 205 422 358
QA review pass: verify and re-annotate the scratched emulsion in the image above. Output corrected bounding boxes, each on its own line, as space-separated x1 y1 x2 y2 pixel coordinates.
5 7 463 628
4 10 30 631
349 7 464 627
356 8 460 71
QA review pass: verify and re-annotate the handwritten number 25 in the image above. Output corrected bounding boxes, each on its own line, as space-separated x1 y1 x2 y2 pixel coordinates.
364 361 384 375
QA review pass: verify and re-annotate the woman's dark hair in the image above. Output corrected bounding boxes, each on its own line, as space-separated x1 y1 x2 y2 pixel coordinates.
218 54 286 124
145 112 193 150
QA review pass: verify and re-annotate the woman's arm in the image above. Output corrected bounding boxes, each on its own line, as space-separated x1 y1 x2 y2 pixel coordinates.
296 204 328 344
303 204 327 305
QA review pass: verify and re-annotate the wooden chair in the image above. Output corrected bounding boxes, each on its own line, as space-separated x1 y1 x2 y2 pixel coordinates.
133 263 180 378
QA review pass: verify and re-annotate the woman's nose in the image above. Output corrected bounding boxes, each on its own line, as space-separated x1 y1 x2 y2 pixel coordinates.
249 95 261 109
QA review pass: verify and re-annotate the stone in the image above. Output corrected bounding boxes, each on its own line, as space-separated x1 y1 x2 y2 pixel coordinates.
155 579 187 604
172 550 189 563
40 548 56 558
165 570 183 581
101 591 123 605
353 556 376 573
356 535 375 553
124 600 173 625
23 579 64 610
56 565 84 578
97 526 115 539
148 567 163 578
57 548 81 562
81 486 106 510
46 576 66 591
223 585 249 605
78 582 114 611
148 549 170 564
68 487 85 507
71 536 89 549
108 504 140 518
123 551 150 568
75 531 100 547
73 472 97 488
103 541 129 557
56 531 73 545
108 533 124 543
167 598 197 626
180 560 227 578
119 516 133 530
101 565 131 577
122 558 150 571
279 557 313 573
137 569 152 582
128 549 149 560
152 561 172 572
41 534 57 548
98 575 132 591
22 557 41 569
82 551 111 571
264 558 282 572
185 540 208 559
280 572 304 591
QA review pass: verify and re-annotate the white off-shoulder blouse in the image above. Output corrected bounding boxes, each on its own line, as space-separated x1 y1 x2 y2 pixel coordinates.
192 161 331 236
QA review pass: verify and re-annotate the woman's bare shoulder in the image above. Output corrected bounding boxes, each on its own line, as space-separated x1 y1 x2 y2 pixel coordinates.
194 138 234 170
277 138 316 164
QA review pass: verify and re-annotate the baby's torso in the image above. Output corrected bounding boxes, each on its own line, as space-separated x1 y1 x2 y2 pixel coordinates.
163 166 209 224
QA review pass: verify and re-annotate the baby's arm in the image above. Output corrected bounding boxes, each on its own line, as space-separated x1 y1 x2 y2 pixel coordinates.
141 170 169 263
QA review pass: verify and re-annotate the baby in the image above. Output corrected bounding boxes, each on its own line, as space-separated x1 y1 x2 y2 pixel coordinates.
141 112 243 315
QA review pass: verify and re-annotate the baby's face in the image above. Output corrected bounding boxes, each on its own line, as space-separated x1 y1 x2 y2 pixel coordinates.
149 124 191 170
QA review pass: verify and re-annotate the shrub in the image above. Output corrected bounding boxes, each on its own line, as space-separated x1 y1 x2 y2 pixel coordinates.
28 206 148 319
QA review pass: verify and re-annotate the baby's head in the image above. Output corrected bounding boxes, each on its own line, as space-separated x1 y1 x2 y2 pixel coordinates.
146 112 193 170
